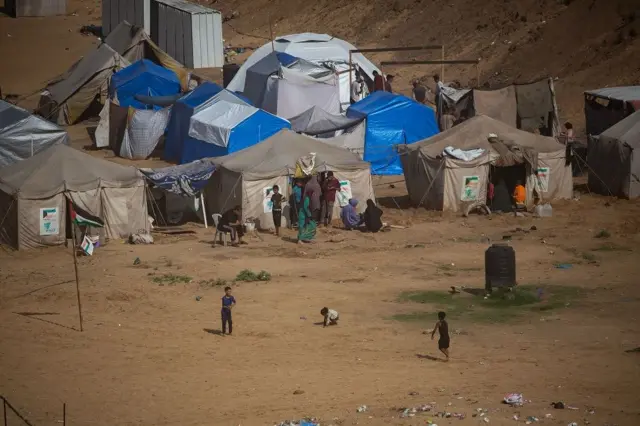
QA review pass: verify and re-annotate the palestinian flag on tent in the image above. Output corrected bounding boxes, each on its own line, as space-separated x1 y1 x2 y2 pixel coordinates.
70 202 104 228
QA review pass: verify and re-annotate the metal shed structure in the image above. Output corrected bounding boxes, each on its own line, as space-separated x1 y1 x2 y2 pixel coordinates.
150 0 224 69
102 0 150 36
4 0 66 17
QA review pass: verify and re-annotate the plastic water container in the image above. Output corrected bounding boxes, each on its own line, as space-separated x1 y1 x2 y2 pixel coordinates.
485 243 516 292
534 203 553 217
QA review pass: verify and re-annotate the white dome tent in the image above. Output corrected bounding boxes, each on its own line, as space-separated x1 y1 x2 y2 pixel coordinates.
227 33 380 112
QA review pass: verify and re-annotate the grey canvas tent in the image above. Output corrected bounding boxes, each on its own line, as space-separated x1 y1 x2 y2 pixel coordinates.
440 78 560 137
0 145 149 250
587 110 640 199
205 129 375 229
400 115 572 212
38 21 188 126
584 86 640 136
0 100 69 167
289 105 363 136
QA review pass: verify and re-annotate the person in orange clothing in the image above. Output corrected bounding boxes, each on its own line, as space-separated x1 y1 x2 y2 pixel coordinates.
513 180 526 207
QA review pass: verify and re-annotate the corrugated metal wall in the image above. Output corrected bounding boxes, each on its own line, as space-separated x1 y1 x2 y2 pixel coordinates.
150 0 224 69
5 0 66 17
102 0 150 36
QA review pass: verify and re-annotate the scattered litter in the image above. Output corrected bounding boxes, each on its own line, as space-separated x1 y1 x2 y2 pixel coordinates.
551 401 565 409
567 405 579 410
129 233 154 244
195 296 202 301
274 418 318 426
405 243 425 248
503 393 524 406
513 414 519 420
483 417 490 423
408 391 419 396
554 263 573 269
545 413 553 418
293 390 305 395
567 423 578 426
525 416 539 424
133 257 141 265
356 405 368 413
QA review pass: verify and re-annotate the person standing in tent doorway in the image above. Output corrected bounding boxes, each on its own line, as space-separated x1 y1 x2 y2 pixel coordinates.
270 185 284 237
372 70 384 92
321 171 340 227
351 74 364 104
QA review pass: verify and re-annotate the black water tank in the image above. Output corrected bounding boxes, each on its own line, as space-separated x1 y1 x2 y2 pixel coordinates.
485 243 516 292
223 63 240 88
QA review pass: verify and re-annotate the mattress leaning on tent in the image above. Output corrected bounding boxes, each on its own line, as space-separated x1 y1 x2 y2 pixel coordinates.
0 145 149 250
399 115 573 212
587 109 640 199
204 129 376 230
0 100 69 167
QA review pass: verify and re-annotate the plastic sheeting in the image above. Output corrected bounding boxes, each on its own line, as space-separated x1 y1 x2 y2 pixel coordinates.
118 106 172 159
0 100 69 167
347 92 439 175
289 105 363 136
140 159 216 197
181 90 290 163
473 86 517 128
110 59 181 109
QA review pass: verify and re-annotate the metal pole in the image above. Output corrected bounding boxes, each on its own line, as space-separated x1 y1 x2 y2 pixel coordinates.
68 199 84 332
200 192 208 229
63 403 66 426
268 12 275 52
349 50 353 94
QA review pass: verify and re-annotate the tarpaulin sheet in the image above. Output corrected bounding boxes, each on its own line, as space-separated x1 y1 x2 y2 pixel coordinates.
140 159 216 197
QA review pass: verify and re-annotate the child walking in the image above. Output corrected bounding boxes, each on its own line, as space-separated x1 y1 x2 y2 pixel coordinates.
431 311 450 361
221 286 236 336
271 185 284 236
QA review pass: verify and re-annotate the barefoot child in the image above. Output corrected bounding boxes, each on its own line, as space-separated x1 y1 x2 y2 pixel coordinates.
431 311 450 361
270 185 283 237
221 286 236 336
320 307 339 327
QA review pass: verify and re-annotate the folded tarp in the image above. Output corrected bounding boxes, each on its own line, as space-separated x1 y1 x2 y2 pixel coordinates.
289 105 363 136
140 159 216 197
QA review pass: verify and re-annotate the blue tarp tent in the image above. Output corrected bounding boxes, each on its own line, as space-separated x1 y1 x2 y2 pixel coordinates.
347 92 439 175
172 88 290 164
164 82 223 162
110 59 181 109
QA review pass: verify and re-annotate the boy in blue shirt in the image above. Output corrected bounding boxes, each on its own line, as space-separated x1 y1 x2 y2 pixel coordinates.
221 286 236 336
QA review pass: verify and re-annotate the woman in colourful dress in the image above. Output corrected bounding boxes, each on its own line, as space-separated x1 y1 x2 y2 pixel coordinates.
297 189 317 243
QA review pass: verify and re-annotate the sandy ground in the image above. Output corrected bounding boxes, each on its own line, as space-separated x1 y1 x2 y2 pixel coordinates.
1 1 640 424
2 186 640 426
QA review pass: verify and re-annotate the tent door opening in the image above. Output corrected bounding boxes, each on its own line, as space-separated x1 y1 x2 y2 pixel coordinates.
489 164 527 213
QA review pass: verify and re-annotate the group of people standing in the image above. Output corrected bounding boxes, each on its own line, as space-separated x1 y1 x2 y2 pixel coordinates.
350 70 395 104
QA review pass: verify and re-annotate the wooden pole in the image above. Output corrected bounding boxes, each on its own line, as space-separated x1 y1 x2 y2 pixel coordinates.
441 45 445 82
200 192 208 229
68 199 84 332
268 12 275 53
476 62 481 88
348 50 353 94
3 398 7 426
63 403 66 426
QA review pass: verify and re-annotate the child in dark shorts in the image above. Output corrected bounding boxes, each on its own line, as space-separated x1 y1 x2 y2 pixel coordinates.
431 311 450 361
270 185 283 236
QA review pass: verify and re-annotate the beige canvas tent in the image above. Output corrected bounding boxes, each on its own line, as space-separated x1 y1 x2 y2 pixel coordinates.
205 129 375 229
400 115 572 212
0 145 149 250
37 21 188 126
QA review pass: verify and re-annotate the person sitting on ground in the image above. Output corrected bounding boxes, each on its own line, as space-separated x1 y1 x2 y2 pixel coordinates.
320 307 339 327
340 198 363 230
218 205 245 246
513 180 526 208
363 199 383 233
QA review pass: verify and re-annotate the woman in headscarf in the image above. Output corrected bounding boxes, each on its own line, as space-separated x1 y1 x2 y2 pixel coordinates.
303 175 322 223
340 198 363 230
363 199 383 233
297 188 317 243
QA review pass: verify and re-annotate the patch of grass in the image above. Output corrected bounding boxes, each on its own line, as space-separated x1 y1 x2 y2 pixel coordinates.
594 229 611 239
199 278 228 288
394 285 583 324
151 274 192 286
591 243 632 252
235 269 271 282
579 251 598 264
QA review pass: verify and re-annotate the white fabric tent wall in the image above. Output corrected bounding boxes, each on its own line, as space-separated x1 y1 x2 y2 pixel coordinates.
188 101 257 147
313 121 366 158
